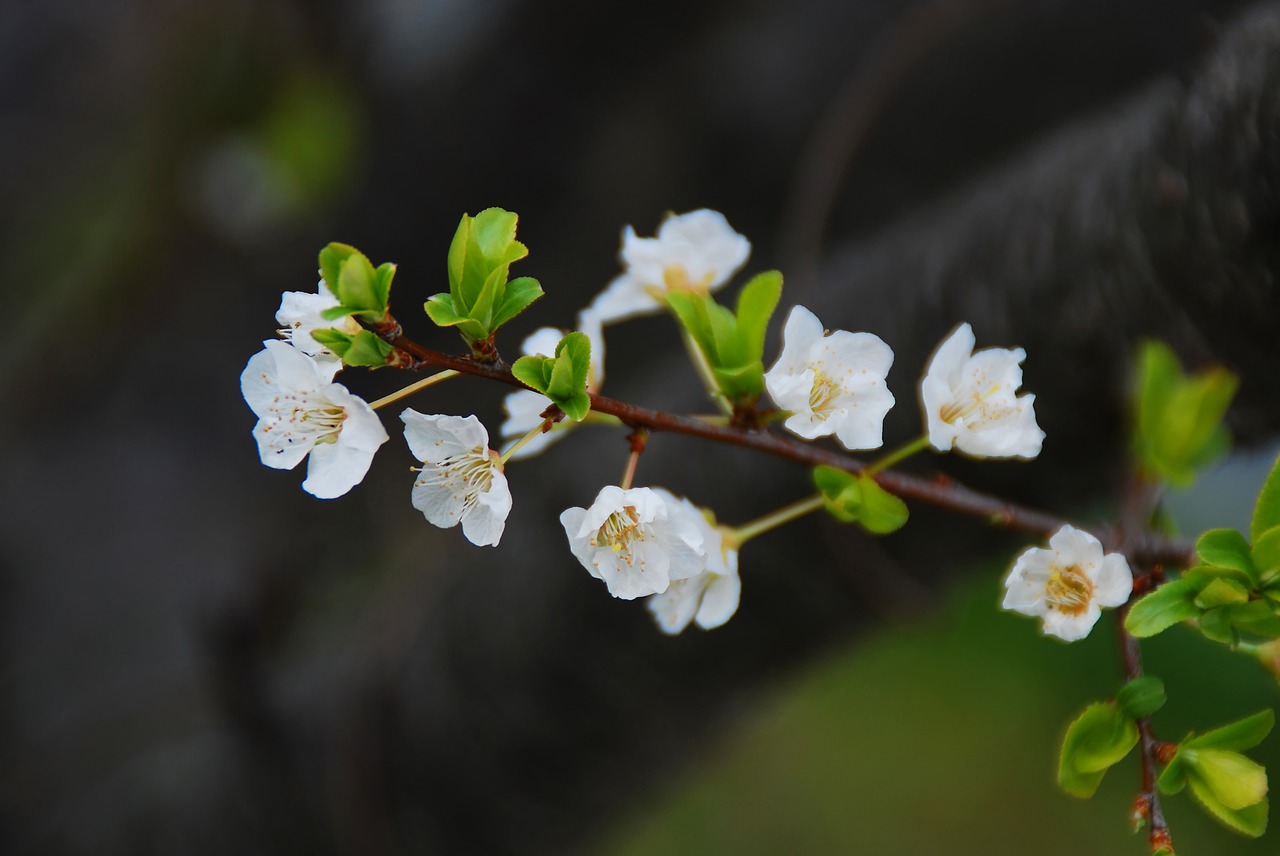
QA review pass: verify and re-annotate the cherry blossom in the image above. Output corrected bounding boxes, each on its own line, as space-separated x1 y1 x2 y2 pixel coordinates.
401 410 511 547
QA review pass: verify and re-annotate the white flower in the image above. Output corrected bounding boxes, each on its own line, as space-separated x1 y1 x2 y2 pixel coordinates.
644 490 741 634
275 278 360 380
560 486 706 600
240 340 389 498
499 309 606 460
589 209 751 323
763 305 895 450
1002 525 1132 641
401 410 511 547
920 322 1045 458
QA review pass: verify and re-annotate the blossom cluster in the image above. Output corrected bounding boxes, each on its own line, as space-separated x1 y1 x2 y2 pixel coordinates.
235 208 1145 640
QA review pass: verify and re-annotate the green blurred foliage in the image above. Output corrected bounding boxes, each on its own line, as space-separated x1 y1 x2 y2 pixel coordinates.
593 577 1280 855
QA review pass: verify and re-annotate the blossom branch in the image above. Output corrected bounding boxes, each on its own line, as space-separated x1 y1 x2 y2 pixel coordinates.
373 320 1194 568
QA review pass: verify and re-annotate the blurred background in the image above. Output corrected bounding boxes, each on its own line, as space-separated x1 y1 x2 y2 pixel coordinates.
5 0 1280 853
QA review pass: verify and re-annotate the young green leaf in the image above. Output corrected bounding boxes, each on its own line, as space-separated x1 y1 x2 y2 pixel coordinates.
490 276 545 331
546 331 592 422
512 354 555 395
339 330 395 367
1197 528 1255 576
319 242 360 298
1187 779 1268 838
1194 577 1251 610
1187 748 1269 810
1124 579 1200 637
1252 452 1280 542
1058 702 1139 798
1253 526 1280 586
1116 676 1167 719
812 466 908 534
1186 709 1275 752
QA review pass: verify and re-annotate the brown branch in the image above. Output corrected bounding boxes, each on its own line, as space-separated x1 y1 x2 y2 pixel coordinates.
375 321 1196 569
1116 475 1173 854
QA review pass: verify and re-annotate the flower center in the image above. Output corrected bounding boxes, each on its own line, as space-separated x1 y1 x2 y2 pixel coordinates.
417 447 495 512
262 387 348 448
591 505 648 567
808 368 842 417
938 382 1001 425
1044 564 1094 615
660 265 716 295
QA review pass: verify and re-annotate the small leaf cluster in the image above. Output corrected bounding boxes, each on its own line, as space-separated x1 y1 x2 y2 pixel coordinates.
424 208 544 356
1059 677 1166 798
1133 340 1237 487
1127 453 1280 645
812 465 908 534
1158 710 1273 837
312 243 399 367
667 270 782 411
511 331 593 422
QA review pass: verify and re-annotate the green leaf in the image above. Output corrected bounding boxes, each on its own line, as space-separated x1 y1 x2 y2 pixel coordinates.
1252 452 1280 542
1124 579 1200 638
1253 526 1280 585
372 262 396 308
336 252 379 314
734 270 783 364
1227 601 1280 638
1058 702 1139 797
1187 710 1275 752
339 330 395 367
512 354 555 395
309 327 353 356
1117 676 1167 719
1197 528 1255 576
319 242 360 298
490 276 544 331
1187 776 1268 838
1132 339 1238 486
546 331 592 422
1195 577 1251 609
1186 748 1269 810
424 293 467 328
1158 756 1188 795
812 466 908 534
853 476 909 534
1199 606 1236 645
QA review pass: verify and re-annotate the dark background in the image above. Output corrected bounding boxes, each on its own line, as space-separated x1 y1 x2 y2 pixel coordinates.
5 1 1280 853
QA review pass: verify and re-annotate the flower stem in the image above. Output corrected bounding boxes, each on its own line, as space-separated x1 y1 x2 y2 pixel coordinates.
499 420 550 465
369 369 460 411
680 327 733 415
864 435 932 476
619 429 649 490
728 493 826 548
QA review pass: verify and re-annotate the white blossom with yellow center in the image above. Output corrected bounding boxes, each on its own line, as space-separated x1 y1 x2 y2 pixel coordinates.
589 209 751 324
920 322 1045 458
240 340 389 498
643 489 741 634
763 305 895 450
561 486 706 600
1002 525 1133 641
401 410 512 547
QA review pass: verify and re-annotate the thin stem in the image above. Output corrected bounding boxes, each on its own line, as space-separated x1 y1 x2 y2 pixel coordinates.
680 327 733 416
499 421 550 465
619 429 649 490
729 494 826 548
864 435 931 477
369 369 460 411
1115 473 1173 854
